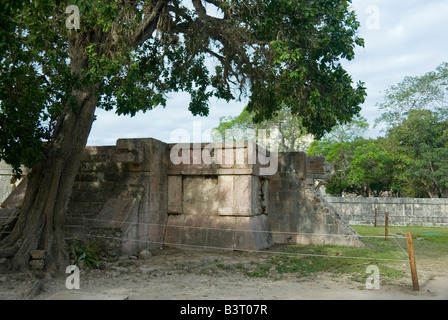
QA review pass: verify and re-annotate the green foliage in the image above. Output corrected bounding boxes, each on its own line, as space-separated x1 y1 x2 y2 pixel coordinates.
386 109 448 198
321 139 397 197
375 62 448 130
213 108 257 141
0 0 73 177
1 0 366 176
68 237 101 270
241 0 367 138
312 63 448 198
309 116 395 197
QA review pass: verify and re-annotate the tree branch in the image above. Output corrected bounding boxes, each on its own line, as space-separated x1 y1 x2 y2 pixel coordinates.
132 0 168 47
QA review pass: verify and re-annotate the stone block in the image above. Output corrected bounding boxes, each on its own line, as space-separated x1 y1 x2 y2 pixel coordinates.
277 152 306 177
233 217 255 250
30 250 46 260
214 144 236 168
168 176 183 215
206 216 235 249
306 156 326 175
183 215 209 248
29 259 45 270
93 198 139 229
164 215 185 247
234 144 253 169
116 139 144 164
251 214 273 249
232 176 252 216
183 176 219 216
218 176 234 216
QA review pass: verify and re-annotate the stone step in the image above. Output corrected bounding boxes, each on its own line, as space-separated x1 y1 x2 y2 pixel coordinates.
73 179 119 190
67 201 105 215
70 190 116 203
63 224 90 238
74 172 122 183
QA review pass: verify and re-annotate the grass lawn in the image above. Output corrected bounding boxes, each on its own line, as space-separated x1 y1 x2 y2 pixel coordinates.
246 225 448 286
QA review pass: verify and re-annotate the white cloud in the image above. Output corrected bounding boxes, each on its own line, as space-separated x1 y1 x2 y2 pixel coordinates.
341 0 448 138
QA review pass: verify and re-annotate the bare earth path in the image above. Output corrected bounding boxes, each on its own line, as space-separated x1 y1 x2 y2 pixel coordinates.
1 247 447 301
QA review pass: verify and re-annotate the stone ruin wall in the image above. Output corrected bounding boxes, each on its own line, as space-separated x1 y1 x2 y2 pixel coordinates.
326 196 448 227
0 138 361 258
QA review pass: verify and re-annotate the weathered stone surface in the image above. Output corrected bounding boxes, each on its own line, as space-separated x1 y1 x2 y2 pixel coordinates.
326 196 448 227
30 250 46 260
267 154 362 247
168 176 183 215
183 176 219 216
29 259 45 270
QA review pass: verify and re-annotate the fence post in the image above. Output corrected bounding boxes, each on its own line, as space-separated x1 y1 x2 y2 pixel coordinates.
406 232 420 291
385 212 389 241
374 208 377 228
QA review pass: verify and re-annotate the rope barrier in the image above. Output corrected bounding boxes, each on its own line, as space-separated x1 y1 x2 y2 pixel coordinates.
1 215 413 262
65 216 362 238
62 226 410 263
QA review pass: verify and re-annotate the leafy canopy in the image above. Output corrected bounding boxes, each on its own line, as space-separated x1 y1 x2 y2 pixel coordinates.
375 62 448 130
1 0 366 176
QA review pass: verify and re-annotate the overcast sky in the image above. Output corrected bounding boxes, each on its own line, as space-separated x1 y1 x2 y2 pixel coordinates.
87 0 448 146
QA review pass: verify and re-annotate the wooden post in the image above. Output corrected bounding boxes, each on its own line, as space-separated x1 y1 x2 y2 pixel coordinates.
406 232 420 291
385 212 389 241
374 208 377 228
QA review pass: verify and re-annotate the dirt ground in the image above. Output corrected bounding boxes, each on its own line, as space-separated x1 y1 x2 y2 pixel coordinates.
1 245 447 301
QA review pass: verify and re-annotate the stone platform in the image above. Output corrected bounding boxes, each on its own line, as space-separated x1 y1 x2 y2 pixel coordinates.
1 138 361 261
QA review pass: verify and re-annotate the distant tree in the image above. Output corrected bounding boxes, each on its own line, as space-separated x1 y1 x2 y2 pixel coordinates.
343 138 397 197
310 137 396 197
387 109 448 198
375 62 448 130
309 116 397 197
212 106 312 152
374 62 448 198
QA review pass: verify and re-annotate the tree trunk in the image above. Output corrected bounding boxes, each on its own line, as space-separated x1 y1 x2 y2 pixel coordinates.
0 33 97 274
0 86 97 273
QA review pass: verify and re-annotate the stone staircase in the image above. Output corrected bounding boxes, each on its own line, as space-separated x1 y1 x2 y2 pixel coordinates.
65 146 125 240
66 139 170 256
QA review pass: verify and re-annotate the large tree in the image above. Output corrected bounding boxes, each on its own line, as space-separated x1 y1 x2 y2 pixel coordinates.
308 116 397 197
375 62 448 130
0 0 366 273
375 62 448 198
387 109 448 198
